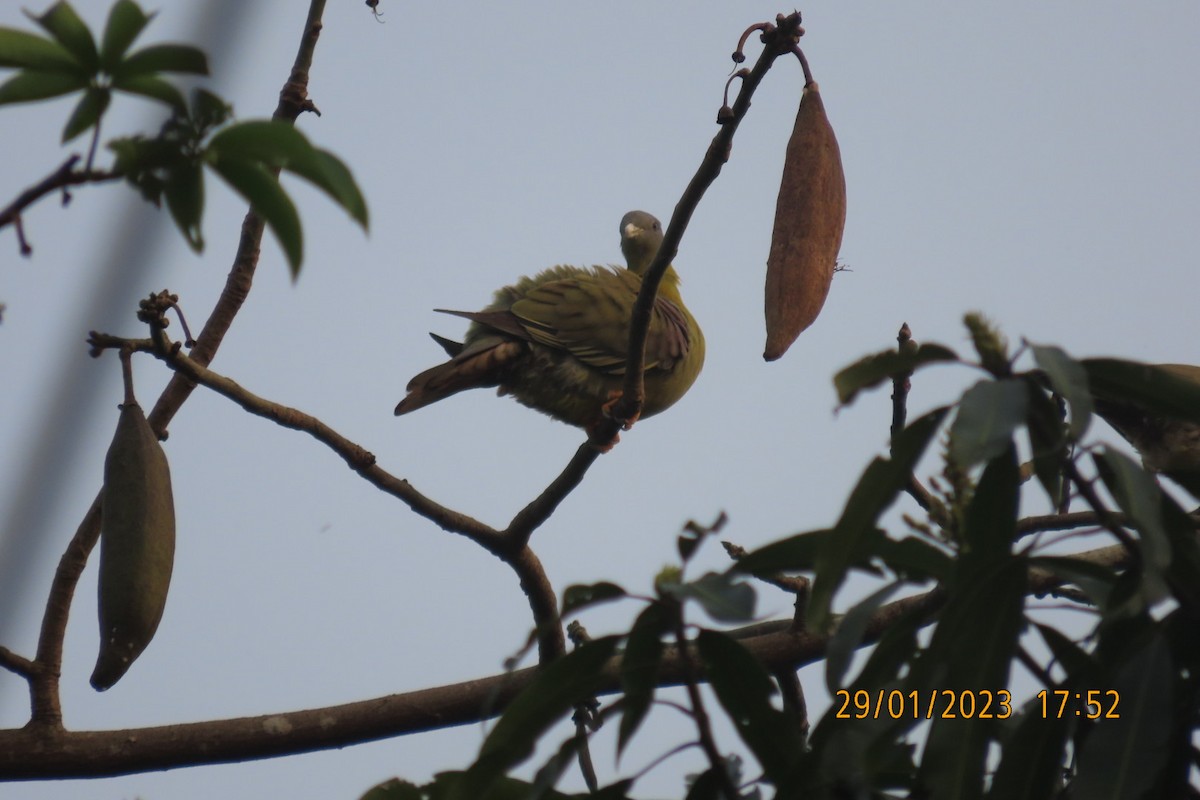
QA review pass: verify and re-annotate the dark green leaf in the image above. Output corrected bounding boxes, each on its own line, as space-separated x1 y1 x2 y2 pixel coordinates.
27 2 97 71
683 768 722 800
1024 376 1066 508
0 26 80 71
1084 359 1200 426
209 120 368 229
207 119 313 165
677 528 702 562
359 778 424 800
111 72 184 111
986 708 1069 800
809 407 949 627
430 771 580 800
697 630 802 779
60 85 109 142
1030 342 1093 439
306 148 369 229
617 602 670 756
528 735 579 799
189 87 232 131
1095 448 1171 598
449 637 620 800
917 557 1025 799
559 582 625 617
1073 631 1173 800
916 471 1025 796
826 581 903 693
209 155 303 276
662 572 755 623
875 535 953 582
731 529 834 574
834 343 959 406
962 445 1019 557
949 379 1028 468
115 42 208 77
847 604 922 690
1034 622 1094 678
0 69 86 105
99 0 151 71
590 780 638 799
163 161 204 252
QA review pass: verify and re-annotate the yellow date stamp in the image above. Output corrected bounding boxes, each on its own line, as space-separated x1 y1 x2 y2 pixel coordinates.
834 689 1013 720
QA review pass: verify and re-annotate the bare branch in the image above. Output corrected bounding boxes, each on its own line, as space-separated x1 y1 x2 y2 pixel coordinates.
505 444 600 548
0 155 121 248
0 647 34 678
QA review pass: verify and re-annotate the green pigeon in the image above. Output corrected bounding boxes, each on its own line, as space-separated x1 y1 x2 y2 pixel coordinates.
1093 363 1200 474
394 211 704 442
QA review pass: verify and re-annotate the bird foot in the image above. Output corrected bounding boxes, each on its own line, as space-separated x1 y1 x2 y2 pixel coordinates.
601 390 640 431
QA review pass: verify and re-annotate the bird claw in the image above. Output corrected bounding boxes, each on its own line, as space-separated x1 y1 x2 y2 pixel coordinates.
602 390 640 431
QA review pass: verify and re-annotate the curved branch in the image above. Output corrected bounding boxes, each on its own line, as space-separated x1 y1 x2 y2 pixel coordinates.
22 0 331 729
90 333 567 660
604 13 804 435
505 443 600 548
0 542 1129 780
0 155 121 241
91 333 504 550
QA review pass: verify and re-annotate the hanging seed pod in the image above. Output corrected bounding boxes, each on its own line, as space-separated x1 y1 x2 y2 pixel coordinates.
91 401 176 691
764 81 846 361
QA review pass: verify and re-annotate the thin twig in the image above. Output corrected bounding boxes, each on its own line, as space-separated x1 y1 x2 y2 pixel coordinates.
1064 461 1141 563
773 667 810 746
0 646 35 678
505 444 600 548
672 602 740 800
91 333 504 549
0 155 121 236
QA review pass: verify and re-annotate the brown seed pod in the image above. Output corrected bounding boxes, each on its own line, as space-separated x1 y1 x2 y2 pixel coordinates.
764 81 847 361
91 401 176 691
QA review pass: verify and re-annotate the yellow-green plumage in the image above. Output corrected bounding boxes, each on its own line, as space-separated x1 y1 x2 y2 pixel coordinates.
1094 363 1200 473
394 211 704 432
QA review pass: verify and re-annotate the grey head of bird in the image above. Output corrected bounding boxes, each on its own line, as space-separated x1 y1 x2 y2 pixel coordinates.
620 210 665 275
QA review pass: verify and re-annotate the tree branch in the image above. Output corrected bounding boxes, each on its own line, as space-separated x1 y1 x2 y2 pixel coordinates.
0 541 1128 779
89 332 568 661
604 13 804 435
17 0 331 730
0 155 121 247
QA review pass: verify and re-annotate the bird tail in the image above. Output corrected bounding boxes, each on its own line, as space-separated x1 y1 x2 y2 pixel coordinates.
394 339 524 416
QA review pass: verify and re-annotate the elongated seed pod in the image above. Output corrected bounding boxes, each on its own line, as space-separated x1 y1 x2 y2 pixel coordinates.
91 401 175 691
764 81 846 361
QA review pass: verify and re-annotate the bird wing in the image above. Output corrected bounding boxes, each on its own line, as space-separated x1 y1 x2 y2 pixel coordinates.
508 268 693 375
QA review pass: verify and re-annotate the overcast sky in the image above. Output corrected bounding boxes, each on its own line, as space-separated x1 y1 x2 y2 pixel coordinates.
2 2 1198 798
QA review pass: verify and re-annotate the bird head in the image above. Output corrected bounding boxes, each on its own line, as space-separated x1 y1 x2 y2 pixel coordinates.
619 210 664 275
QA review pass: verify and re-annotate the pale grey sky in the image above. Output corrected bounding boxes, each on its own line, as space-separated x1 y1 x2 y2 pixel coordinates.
1 2 1198 798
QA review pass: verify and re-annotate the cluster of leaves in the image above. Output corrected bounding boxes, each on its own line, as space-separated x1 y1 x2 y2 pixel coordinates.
363 316 1200 799
108 93 368 275
0 0 368 275
0 0 206 142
